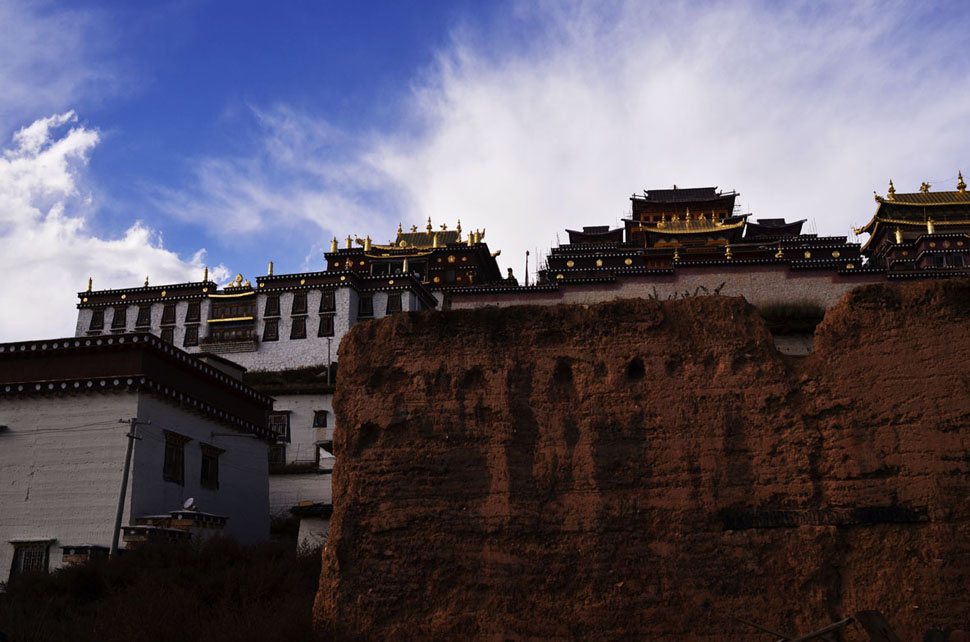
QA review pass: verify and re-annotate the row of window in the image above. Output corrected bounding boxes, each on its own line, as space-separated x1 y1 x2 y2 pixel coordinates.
163 430 223 489
90 302 200 332
266 410 328 442
263 314 335 341
264 291 335 317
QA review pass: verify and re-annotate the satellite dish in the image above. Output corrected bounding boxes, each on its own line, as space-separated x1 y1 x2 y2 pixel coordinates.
183 497 197 511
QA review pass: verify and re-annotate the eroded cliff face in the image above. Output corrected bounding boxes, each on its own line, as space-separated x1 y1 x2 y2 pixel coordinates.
314 281 970 641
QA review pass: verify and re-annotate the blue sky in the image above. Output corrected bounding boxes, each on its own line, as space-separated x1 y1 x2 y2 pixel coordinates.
1 0 969 340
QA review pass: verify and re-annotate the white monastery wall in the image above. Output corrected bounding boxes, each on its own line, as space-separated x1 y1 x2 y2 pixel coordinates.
269 473 333 516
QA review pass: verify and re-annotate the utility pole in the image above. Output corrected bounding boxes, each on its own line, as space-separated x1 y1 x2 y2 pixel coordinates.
110 418 147 557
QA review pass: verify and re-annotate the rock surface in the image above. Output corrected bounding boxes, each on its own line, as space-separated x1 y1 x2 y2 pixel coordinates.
314 280 970 641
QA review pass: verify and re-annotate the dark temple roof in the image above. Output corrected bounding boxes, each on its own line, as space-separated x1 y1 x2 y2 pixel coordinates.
635 187 727 203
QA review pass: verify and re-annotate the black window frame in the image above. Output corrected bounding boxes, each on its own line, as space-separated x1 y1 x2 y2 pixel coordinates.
264 295 280 317
386 293 403 314
111 306 128 330
160 327 175 344
135 304 152 328
358 295 374 318
183 324 199 347
263 318 279 342
317 314 334 337
290 316 307 340
185 301 201 323
291 292 307 315
319 289 335 312
200 444 224 490
9 542 50 579
163 430 190 485
160 303 177 325
268 412 290 442
89 308 104 331
313 410 328 427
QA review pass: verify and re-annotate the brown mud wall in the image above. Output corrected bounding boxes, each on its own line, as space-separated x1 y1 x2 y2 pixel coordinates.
314 280 970 641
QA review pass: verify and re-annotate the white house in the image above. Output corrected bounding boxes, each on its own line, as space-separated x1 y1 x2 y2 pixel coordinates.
0 334 274 578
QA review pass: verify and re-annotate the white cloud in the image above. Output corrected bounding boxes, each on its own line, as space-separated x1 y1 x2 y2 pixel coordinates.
0 112 224 341
164 1 970 280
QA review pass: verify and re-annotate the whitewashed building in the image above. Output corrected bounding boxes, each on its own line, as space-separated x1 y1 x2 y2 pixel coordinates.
0 334 274 578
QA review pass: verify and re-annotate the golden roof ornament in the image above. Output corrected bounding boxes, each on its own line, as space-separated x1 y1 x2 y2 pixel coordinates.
725 244 733 260
426 217 433 233
440 223 448 231
402 257 409 272
895 227 902 244
658 214 666 229
775 244 784 259
467 234 474 247
958 171 966 193
673 247 680 261
920 181 931 193
888 180 896 199
364 236 372 251
397 222 403 236
268 261 274 276
927 218 935 234
144 276 149 287
410 225 418 233
345 235 352 249
456 219 462 235
330 237 337 253
203 266 208 282
234 273 244 287
684 208 691 229
432 233 439 248
87 277 92 292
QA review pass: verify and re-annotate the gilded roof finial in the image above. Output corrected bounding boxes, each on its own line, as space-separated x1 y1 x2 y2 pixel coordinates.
467 234 474 247
673 246 680 261
330 237 338 253
364 236 371 251
87 277 92 292
920 181 931 193
658 214 666 229
440 223 448 231
268 261 274 276
345 235 352 249
203 266 208 282
432 232 439 248
927 218 935 234
410 225 418 233
234 273 244 287
397 222 403 236
456 219 462 234
888 180 896 200
426 217 432 233
144 276 149 287
775 244 783 259
895 227 902 244
402 257 409 273
725 244 733 260
684 207 691 229
958 171 966 193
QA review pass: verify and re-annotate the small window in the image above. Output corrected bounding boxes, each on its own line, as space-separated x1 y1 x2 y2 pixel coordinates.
319 290 335 312
954 254 965 267
160 327 174 344
89 309 104 331
313 410 328 427
317 314 334 337
290 316 307 340
200 444 224 490
268 444 286 466
268 412 290 442
291 292 307 315
935 255 946 267
183 325 199 347
163 431 191 485
135 305 152 328
263 318 279 342
386 293 402 314
264 295 280 317
445 269 456 283
185 301 201 323
161 303 176 325
111 306 128 330
10 542 49 578
358 295 374 318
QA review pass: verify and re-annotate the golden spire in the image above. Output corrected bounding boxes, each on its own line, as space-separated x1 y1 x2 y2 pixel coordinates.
345 235 352 249
426 217 432 233
144 276 149 287
397 222 403 236
775 244 783 259
958 171 966 193
234 273 243 287
467 234 474 247
456 219 462 235
402 257 409 273
432 232 439 248
725 244 733 260
684 207 691 229
203 266 208 282
330 237 337 253
658 214 666 229
888 180 896 200
440 223 448 231
268 261 274 276
698 211 706 222
927 217 935 234
87 277 92 292
895 227 902 244
364 236 372 251
920 181 931 193
410 225 418 233
673 246 680 261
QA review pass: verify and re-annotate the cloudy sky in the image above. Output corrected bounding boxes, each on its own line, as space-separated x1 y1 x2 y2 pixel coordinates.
1 0 968 341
